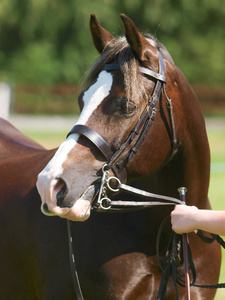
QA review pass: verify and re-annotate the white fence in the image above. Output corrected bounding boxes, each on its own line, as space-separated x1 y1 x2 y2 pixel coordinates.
0 83 11 120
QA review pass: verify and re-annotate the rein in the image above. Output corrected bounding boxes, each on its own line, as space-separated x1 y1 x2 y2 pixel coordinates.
93 165 183 211
156 219 225 300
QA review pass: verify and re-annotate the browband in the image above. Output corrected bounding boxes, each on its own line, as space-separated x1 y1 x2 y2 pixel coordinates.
102 60 167 83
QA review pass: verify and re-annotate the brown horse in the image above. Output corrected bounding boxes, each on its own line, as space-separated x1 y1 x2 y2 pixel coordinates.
0 14 221 299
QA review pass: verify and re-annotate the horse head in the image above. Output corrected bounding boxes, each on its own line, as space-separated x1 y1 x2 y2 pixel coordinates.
36 14 202 222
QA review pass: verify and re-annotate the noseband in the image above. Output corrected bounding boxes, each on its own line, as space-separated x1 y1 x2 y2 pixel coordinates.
67 49 179 211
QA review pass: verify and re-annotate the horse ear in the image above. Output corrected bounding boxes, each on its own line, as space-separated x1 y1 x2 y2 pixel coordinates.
120 14 158 70
90 14 117 53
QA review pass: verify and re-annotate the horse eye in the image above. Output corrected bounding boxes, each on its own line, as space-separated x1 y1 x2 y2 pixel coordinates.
120 100 136 115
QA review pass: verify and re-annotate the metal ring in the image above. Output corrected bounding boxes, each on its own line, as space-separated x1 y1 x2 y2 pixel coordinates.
102 163 109 174
99 197 111 210
107 176 121 192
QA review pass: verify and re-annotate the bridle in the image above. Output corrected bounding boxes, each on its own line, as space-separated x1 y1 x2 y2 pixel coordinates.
65 48 225 300
66 49 192 300
67 49 180 211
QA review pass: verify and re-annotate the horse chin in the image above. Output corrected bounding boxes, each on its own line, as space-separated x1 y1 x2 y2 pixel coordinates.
41 184 96 222
61 198 91 222
63 183 98 221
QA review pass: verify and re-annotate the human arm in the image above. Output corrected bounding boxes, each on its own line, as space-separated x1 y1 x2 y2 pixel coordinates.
171 205 225 236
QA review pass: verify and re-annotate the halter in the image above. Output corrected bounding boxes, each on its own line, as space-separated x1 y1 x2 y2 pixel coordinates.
67 50 179 210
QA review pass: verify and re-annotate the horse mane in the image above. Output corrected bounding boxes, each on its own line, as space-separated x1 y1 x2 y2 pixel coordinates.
84 34 174 102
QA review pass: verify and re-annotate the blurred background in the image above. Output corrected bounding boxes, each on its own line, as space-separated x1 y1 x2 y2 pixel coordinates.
0 0 224 117
0 1 224 298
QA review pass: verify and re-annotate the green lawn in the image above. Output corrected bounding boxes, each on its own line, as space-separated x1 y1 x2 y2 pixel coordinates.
24 130 66 149
210 172 225 300
208 128 225 300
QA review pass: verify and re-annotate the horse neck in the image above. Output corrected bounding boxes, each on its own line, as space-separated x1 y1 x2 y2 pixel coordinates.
134 67 210 209
168 67 210 208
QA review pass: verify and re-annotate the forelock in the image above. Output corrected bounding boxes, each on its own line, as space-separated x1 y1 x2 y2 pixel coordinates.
84 36 151 103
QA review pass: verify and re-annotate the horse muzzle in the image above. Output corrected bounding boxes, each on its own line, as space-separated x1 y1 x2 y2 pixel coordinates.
37 171 100 221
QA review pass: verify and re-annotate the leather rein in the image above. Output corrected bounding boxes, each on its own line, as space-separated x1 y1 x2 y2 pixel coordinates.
67 50 182 211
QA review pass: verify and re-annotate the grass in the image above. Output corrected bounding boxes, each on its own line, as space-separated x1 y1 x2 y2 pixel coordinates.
23 130 66 149
209 172 225 300
207 128 225 300
22 119 225 299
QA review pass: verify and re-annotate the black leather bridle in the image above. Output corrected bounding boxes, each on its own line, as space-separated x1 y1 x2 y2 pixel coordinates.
67 50 180 211
66 50 192 300
66 49 225 300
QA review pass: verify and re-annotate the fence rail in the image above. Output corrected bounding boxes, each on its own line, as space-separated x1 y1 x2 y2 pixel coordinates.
12 84 225 115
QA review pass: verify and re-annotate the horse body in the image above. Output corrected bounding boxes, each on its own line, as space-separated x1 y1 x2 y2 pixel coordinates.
0 14 221 299
0 119 74 299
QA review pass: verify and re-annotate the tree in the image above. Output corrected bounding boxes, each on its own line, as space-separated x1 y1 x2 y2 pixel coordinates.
0 0 224 85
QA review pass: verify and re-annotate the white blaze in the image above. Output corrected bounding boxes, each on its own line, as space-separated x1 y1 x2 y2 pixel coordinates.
37 71 113 186
78 71 113 125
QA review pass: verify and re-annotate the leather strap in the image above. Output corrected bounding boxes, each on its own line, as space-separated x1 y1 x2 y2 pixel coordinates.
67 220 84 300
139 67 167 82
67 124 114 160
106 51 165 171
119 183 182 204
103 63 167 83
102 64 121 71
94 182 182 212
67 124 127 182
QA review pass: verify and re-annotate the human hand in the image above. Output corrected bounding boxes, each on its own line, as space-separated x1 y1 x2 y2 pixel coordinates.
171 205 199 234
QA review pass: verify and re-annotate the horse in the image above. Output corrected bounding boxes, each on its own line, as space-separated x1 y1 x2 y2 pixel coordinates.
0 14 221 299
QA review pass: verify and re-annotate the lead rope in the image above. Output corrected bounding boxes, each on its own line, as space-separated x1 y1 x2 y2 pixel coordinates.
67 220 84 300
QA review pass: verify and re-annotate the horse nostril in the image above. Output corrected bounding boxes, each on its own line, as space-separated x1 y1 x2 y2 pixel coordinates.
55 178 68 207
41 203 55 216
43 203 50 213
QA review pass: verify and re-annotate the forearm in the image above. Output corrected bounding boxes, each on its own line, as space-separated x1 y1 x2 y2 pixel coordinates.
171 205 225 236
194 210 225 236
